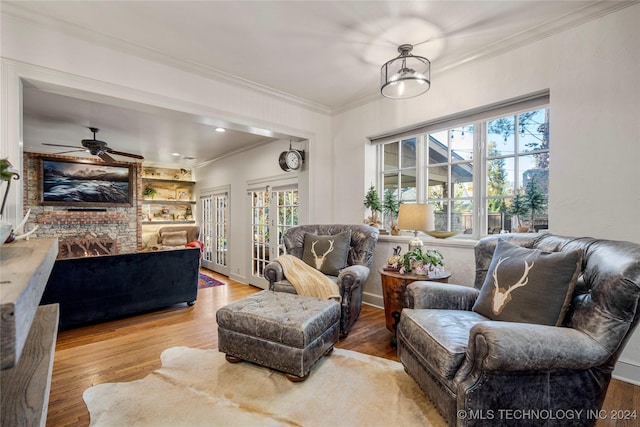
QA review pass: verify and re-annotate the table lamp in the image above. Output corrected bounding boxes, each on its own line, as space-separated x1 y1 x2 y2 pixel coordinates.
397 204 434 251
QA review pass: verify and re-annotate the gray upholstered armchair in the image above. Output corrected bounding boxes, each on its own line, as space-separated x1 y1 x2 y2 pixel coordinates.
264 224 379 337
397 233 640 427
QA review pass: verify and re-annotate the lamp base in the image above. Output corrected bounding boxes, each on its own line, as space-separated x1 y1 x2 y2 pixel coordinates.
408 234 424 252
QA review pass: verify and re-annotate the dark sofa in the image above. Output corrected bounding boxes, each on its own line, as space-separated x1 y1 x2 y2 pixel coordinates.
41 247 200 330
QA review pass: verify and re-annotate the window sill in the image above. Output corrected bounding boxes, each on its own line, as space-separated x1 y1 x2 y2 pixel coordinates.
378 233 478 249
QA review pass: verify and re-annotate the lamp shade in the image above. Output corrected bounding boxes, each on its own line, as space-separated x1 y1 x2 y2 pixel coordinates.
397 204 434 232
381 44 431 99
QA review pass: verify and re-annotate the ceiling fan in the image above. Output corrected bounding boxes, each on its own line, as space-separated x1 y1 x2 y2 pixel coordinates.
43 127 144 163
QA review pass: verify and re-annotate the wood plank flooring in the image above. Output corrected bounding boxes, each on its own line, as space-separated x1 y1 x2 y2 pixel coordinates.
46 270 639 426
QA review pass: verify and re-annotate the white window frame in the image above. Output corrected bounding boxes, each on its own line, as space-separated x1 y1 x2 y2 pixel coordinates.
373 92 550 240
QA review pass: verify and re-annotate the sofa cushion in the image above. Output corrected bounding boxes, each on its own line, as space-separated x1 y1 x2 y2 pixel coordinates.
399 309 487 379
161 230 188 246
301 231 350 275
472 239 582 326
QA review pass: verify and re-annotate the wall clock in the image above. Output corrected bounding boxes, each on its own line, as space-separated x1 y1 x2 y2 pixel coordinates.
279 149 305 172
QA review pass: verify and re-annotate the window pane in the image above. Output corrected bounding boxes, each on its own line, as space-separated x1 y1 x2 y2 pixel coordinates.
488 156 514 197
400 170 417 202
428 131 448 165
427 165 448 199
383 142 399 171
518 109 549 153
383 172 398 189
401 138 417 168
487 116 515 156
432 202 448 231
450 126 473 161
453 200 473 234
452 162 473 197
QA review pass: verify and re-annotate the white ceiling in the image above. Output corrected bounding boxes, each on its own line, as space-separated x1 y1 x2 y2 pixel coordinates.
9 0 631 166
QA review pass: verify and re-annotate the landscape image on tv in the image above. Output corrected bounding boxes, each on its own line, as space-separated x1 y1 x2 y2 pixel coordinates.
42 159 131 205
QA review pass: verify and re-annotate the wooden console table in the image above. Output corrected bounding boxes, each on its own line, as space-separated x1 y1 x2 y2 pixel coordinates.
1 238 59 427
379 267 450 347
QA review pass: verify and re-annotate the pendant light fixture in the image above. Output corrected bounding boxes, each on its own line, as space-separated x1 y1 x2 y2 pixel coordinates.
380 44 431 99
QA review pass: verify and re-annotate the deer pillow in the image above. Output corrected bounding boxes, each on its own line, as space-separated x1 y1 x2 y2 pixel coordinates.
472 239 582 326
301 231 351 276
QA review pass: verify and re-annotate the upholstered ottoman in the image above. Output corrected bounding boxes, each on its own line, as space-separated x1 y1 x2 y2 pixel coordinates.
216 290 341 381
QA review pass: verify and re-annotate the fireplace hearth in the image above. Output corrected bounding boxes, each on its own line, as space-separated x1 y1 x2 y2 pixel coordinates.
58 233 119 259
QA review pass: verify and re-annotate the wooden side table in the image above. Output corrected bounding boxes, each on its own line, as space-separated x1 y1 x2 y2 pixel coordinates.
379 267 451 347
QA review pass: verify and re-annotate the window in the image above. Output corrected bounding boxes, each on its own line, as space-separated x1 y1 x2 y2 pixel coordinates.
376 100 549 238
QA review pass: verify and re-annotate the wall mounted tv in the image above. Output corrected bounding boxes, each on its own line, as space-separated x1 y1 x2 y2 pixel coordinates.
40 157 134 207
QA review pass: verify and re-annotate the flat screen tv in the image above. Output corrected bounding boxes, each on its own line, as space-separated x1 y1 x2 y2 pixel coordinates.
40 157 134 207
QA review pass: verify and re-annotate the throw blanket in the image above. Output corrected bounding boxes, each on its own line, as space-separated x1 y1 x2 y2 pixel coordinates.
274 255 342 302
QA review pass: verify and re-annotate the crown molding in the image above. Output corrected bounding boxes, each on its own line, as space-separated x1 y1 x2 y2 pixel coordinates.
1 2 331 116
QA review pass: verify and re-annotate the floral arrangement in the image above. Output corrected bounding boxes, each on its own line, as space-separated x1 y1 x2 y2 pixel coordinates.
391 247 444 276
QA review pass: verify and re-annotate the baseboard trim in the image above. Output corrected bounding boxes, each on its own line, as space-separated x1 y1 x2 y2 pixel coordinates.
362 292 383 310
229 272 246 284
612 360 640 386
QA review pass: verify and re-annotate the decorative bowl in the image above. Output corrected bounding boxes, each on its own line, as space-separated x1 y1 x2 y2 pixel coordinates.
425 230 460 239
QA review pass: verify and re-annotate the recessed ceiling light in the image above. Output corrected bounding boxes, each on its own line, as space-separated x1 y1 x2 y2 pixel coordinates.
215 127 226 132
171 152 181 156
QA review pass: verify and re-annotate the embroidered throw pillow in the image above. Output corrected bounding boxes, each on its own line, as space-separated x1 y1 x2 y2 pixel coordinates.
472 239 582 326
161 230 188 247
301 231 351 276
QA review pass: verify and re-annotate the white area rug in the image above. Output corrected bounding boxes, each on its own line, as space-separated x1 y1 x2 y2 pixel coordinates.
83 346 446 427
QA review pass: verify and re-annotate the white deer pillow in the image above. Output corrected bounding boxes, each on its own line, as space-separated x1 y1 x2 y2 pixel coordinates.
301 231 351 276
472 239 582 326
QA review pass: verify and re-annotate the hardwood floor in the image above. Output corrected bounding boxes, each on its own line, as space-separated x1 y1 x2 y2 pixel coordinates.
47 271 639 426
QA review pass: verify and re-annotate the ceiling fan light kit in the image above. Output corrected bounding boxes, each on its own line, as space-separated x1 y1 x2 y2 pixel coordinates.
381 44 431 99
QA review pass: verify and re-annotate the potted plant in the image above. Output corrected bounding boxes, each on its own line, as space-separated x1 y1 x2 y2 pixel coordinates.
363 185 382 228
142 186 158 200
383 189 400 235
400 247 444 277
523 181 547 232
1 158 20 217
508 193 530 232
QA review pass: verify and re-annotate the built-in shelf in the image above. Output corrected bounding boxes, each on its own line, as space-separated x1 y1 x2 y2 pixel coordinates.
142 169 196 224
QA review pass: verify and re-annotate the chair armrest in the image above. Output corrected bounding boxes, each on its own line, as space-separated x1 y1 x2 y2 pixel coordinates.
337 265 370 295
466 321 611 372
263 261 284 289
406 281 479 310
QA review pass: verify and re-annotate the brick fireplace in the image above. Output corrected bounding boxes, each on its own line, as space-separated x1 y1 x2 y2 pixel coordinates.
23 153 142 255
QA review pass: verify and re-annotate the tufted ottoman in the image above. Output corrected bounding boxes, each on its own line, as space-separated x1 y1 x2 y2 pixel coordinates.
216 290 341 381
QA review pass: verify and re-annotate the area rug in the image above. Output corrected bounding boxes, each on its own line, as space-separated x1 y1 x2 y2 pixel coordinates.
83 346 446 427
198 272 225 288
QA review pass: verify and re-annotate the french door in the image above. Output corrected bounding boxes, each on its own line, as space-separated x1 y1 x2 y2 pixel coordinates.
248 186 298 289
200 190 229 276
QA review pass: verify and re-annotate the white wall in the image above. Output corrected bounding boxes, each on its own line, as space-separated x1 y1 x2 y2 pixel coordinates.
334 5 640 384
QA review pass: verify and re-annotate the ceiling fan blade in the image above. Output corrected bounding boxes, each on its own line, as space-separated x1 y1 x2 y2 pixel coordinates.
98 152 116 163
107 149 145 160
43 143 83 149
54 149 88 155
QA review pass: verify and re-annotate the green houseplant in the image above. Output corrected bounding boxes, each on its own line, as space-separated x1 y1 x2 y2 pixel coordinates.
400 247 444 276
508 193 530 232
383 189 400 235
142 186 158 200
523 181 547 232
363 185 382 228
